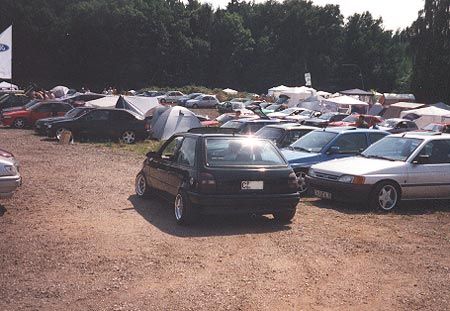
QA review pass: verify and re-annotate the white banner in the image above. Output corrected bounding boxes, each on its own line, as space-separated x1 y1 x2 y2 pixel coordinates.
0 25 12 79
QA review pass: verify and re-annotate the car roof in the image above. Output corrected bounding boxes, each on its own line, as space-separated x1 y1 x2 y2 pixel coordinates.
263 123 317 130
319 126 389 134
391 132 450 140
230 118 286 124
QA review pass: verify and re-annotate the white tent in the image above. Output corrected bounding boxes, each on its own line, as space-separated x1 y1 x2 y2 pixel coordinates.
279 86 317 107
381 102 425 119
400 106 450 128
152 106 202 140
317 90 332 98
324 95 369 113
268 85 290 97
51 85 69 98
432 102 450 111
223 88 238 95
86 95 160 116
368 102 384 116
0 81 18 90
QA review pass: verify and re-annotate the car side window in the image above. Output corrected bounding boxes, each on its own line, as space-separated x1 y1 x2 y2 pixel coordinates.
161 137 183 160
333 133 367 153
113 111 134 121
369 133 387 144
84 110 110 121
35 104 52 112
408 122 418 129
176 137 197 167
417 140 450 164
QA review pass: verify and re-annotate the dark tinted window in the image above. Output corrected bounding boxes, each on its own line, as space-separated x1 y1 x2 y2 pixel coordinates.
369 132 388 144
283 129 313 146
161 136 183 160
333 133 367 153
57 103 73 112
112 111 134 121
255 127 284 141
417 140 450 164
407 122 418 129
34 103 52 112
176 137 197 167
84 110 110 121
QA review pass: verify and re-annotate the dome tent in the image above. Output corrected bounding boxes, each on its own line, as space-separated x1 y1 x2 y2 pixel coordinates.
151 106 202 141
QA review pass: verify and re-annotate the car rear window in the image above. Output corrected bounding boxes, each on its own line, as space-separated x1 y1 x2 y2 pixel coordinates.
205 138 286 167
255 127 284 140
221 120 244 129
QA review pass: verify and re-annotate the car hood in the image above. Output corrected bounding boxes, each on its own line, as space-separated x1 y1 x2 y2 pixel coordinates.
281 149 322 166
311 156 406 176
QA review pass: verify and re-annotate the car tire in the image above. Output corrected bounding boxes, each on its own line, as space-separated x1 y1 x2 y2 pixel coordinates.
273 208 296 223
369 181 400 212
55 127 70 140
160 98 166 103
12 118 26 129
296 171 308 195
174 190 197 225
121 130 136 144
135 172 152 198
192 104 198 109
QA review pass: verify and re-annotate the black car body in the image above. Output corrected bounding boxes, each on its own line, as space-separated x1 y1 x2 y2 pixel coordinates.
46 108 148 143
303 112 349 128
135 130 300 225
221 118 290 135
255 124 317 148
35 107 96 135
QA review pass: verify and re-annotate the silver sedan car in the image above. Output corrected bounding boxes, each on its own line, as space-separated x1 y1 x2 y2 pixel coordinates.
0 149 21 199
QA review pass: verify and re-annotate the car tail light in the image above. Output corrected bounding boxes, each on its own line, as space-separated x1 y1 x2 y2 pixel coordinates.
288 172 298 190
198 172 216 193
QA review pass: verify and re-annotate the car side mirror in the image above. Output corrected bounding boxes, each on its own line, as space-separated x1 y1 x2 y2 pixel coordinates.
413 154 430 165
327 146 340 154
146 151 159 159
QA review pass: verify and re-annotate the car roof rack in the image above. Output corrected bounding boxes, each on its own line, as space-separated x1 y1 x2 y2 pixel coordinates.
188 127 239 135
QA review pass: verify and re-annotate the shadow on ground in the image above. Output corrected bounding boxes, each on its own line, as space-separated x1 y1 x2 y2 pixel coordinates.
128 194 292 237
308 197 450 216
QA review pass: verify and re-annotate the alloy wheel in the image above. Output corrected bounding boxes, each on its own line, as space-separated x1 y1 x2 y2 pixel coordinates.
122 131 136 144
377 184 398 211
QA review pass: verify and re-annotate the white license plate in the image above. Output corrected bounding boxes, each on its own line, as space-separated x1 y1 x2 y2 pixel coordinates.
241 181 264 190
314 190 332 199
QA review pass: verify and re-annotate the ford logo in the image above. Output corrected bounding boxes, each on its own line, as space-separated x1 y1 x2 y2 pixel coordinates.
0 44 9 52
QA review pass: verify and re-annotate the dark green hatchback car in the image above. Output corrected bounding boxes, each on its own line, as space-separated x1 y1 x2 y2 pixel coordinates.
135 129 301 225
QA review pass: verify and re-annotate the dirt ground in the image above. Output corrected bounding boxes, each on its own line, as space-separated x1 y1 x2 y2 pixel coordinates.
1 128 450 311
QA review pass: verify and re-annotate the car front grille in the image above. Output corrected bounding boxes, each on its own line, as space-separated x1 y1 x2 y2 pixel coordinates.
315 171 339 181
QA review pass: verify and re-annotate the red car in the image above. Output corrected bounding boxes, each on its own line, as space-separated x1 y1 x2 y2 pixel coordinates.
328 114 383 127
0 101 73 128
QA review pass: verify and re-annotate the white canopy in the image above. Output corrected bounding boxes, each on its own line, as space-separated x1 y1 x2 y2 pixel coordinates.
390 102 425 109
325 95 369 106
152 106 202 140
86 95 160 116
51 85 69 98
400 106 450 128
381 102 425 119
279 86 317 106
223 88 238 95
0 81 18 90
316 90 332 98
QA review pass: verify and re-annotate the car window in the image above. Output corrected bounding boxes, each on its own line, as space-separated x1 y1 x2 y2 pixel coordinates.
84 110 110 121
35 103 52 112
161 136 183 160
407 122 418 129
369 132 388 144
333 133 367 153
283 129 312 146
417 140 450 164
176 137 197 167
59 103 73 112
291 131 337 153
362 137 423 161
112 111 134 121
255 127 284 141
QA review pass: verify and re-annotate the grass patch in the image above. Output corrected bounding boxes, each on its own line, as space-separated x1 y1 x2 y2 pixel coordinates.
101 140 164 156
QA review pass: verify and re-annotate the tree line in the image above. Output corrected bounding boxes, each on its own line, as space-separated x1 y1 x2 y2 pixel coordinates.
0 0 448 103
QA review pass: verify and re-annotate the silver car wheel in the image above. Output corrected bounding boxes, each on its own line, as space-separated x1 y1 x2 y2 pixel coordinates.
174 193 184 221
296 171 307 194
122 131 136 144
13 118 25 128
377 184 398 211
135 174 146 196
56 128 68 140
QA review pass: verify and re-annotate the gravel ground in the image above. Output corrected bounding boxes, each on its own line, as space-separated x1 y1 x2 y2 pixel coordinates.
1 128 450 311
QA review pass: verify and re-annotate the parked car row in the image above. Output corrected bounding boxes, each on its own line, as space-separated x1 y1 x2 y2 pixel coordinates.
0 147 21 199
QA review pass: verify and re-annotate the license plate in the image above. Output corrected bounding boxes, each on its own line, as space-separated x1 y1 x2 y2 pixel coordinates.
314 190 332 199
241 181 263 190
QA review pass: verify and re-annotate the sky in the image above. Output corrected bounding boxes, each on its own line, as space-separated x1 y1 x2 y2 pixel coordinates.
200 0 425 31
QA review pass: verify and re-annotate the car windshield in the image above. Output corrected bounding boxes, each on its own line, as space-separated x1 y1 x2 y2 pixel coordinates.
319 113 334 120
379 120 398 128
280 108 298 115
24 100 40 110
255 127 284 141
65 108 88 118
342 115 359 122
221 120 244 129
299 110 312 116
290 131 337 153
265 104 280 111
422 123 443 132
189 93 201 99
361 137 423 161
205 138 286 167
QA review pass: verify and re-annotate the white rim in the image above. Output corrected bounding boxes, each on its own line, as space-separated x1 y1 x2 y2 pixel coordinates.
378 185 398 210
135 174 146 196
296 171 307 194
174 194 183 221
14 119 24 128
122 131 135 144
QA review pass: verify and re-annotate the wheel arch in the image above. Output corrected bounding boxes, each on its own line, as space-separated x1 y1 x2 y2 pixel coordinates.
370 179 402 198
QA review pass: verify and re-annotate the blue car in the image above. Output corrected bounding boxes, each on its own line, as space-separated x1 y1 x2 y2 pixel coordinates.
281 127 389 193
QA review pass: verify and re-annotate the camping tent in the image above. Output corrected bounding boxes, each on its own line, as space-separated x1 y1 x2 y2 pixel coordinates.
339 88 373 96
400 106 450 128
223 88 238 95
279 86 317 106
381 93 415 106
151 106 202 140
324 95 369 114
432 102 450 111
87 95 160 116
51 85 69 98
368 102 384 116
0 81 18 90
381 102 425 119
268 85 290 97
317 91 332 98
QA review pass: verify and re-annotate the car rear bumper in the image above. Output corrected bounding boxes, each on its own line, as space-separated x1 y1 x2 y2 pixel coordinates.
0 176 22 198
187 192 300 215
306 176 372 202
